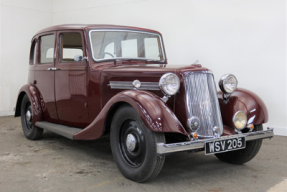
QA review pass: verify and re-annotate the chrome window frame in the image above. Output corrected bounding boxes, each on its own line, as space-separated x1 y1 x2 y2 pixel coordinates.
88 29 166 63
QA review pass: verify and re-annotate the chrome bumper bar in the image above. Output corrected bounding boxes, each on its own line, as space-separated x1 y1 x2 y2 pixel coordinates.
157 128 274 155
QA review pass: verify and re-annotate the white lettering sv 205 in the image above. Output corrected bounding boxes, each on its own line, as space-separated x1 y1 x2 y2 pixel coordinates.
209 138 243 153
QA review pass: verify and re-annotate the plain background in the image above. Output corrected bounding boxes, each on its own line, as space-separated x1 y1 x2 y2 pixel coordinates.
0 0 286 136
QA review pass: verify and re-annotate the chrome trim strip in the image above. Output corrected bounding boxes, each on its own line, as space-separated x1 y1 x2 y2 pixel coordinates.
109 81 160 90
88 29 166 62
156 128 274 155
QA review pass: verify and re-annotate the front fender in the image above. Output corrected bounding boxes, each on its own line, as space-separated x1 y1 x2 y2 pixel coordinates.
218 88 268 129
74 90 188 140
15 84 44 127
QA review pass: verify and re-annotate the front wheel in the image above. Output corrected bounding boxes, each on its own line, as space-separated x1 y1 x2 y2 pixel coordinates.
110 105 165 182
215 124 263 164
20 95 43 140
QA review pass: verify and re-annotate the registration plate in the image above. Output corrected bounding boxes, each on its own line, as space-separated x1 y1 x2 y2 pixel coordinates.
205 137 246 155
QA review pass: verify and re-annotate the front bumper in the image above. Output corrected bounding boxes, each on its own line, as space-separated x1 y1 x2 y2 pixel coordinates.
156 128 274 155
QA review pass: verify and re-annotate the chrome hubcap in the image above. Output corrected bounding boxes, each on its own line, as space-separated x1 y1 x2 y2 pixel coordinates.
126 133 137 152
26 110 32 122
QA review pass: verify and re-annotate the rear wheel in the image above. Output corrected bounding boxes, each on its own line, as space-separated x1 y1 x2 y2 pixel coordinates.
20 95 43 140
215 124 263 164
110 105 165 182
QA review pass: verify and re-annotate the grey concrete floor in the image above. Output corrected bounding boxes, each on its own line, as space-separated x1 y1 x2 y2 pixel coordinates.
0 116 286 192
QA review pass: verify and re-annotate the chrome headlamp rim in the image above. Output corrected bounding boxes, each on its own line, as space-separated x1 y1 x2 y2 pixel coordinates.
232 111 247 130
219 73 238 94
159 73 180 96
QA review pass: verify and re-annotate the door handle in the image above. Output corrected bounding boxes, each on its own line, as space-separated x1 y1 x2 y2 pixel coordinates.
47 68 58 71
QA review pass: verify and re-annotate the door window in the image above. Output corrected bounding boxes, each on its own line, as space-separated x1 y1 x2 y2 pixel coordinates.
59 33 83 62
40 34 55 64
30 40 37 65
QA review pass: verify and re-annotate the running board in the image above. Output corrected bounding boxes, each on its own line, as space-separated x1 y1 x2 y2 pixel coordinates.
35 121 82 140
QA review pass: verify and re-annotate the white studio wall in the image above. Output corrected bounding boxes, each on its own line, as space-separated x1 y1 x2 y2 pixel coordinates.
0 0 286 136
0 0 53 115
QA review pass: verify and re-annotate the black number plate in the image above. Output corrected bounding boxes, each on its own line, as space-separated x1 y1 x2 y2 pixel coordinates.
205 137 246 155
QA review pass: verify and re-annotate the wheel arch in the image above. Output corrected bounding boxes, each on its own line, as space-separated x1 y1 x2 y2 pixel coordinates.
15 84 44 125
102 101 131 135
74 90 189 140
15 91 26 117
218 88 268 129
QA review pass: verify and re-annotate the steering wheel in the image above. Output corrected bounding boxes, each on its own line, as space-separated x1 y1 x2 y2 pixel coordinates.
104 52 114 58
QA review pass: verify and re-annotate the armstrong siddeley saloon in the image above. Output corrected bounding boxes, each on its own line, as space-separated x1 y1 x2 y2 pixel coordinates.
15 24 274 182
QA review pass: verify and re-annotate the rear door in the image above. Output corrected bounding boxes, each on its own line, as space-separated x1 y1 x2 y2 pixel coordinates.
34 33 59 123
54 30 89 128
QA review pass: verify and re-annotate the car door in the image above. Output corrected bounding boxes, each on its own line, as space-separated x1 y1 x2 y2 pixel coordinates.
54 30 89 128
34 32 59 124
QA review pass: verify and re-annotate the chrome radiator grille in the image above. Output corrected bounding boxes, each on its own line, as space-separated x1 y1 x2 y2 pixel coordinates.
184 72 223 137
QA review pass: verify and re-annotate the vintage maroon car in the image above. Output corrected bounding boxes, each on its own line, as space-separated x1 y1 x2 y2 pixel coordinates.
15 24 274 182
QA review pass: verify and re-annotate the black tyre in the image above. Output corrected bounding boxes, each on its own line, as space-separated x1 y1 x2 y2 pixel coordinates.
20 95 43 140
215 124 263 164
110 105 165 182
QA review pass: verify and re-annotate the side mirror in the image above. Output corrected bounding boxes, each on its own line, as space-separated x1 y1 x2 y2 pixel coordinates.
74 55 83 62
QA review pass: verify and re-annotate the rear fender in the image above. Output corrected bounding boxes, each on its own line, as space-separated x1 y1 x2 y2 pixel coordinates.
74 90 188 140
15 84 44 127
218 88 268 129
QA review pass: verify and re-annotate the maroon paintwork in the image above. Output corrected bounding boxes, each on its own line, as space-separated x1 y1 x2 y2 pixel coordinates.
15 84 44 125
218 88 268 129
74 90 188 140
15 24 269 141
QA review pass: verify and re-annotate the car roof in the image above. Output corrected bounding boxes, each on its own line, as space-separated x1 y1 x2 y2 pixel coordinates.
35 24 161 36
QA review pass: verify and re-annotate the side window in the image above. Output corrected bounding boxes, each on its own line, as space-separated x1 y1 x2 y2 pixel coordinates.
40 34 55 64
60 33 83 62
30 40 37 65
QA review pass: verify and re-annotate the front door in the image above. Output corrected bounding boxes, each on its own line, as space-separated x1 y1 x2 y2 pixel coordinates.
54 30 89 128
34 33 59 124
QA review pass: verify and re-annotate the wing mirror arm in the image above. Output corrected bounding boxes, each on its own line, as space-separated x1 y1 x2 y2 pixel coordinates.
74 55 89 62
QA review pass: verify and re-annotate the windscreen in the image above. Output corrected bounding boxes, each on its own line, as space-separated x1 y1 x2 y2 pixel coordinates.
89 30 164 61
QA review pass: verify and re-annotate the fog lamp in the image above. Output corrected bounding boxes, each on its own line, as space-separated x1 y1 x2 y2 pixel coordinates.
233 111 247 130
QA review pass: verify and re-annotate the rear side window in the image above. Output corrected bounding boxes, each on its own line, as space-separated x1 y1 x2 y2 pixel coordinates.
30 40 37 65
40 34 55 64
59 33 83 62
